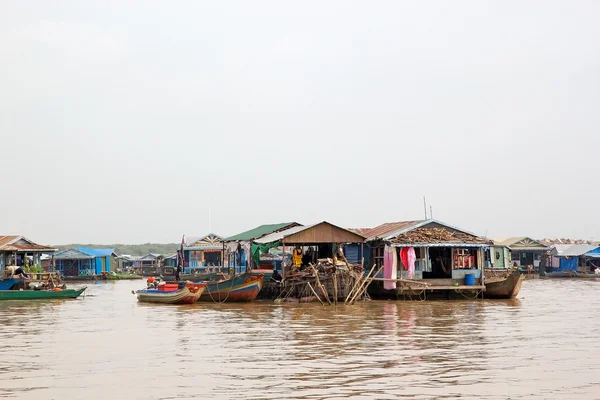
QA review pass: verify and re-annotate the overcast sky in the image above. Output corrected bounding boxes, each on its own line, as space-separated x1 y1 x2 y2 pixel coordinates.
1 1 599 245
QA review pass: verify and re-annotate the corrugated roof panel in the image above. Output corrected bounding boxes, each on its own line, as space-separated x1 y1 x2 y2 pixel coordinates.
74 248 115 257
54 249 95 259
254 225 309 244
255 222 365 244
0 235 56 252
349 221 424 241
553 244 600 257
225 222 300 241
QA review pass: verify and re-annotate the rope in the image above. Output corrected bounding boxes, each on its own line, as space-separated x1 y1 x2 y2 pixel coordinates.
206 277 234 303
456 288 482 300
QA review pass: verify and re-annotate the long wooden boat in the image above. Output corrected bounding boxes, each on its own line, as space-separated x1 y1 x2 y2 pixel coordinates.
198 272 264 302
135 282 206 304
483 270 523 299
542 271 600 279
0 287 86 300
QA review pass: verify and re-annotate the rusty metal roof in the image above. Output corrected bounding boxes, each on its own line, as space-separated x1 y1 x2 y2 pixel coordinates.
0 235 56 252
349 221 424 241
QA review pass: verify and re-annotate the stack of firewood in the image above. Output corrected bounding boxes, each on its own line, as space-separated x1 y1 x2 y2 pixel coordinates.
390 227 492 245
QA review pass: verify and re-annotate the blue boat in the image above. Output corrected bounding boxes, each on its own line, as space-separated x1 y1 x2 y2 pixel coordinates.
198 272 264 302
0 278 21 291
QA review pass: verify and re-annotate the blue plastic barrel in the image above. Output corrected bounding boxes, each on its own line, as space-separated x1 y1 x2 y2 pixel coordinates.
464 273 476 286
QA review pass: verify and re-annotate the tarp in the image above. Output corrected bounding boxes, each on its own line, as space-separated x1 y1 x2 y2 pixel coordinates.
559 257 578 271
251 241 281 267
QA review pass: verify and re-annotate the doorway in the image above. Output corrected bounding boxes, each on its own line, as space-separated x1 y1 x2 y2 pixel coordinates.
427 247 452 278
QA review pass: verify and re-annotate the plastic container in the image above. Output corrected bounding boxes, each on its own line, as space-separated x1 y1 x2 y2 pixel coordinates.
159 283 179 292
464 273 476 286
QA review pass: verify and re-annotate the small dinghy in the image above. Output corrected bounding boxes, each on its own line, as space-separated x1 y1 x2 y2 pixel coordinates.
135 281 206 304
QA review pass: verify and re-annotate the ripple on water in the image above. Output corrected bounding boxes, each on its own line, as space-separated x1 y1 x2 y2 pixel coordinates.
0 279 599 399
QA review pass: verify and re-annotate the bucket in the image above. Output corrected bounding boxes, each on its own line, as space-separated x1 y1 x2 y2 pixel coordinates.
464 273 476 286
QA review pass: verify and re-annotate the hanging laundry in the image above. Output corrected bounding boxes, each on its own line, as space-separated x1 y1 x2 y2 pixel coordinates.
400 247 409 271
392 246 398 282
407 247 416 280
383 246 396 290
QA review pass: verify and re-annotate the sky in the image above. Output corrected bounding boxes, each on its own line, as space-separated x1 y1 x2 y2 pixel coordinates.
1 1 599 245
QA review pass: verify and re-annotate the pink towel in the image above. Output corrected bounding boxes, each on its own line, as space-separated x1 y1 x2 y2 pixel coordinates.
407 247 416 279
383 246 397 290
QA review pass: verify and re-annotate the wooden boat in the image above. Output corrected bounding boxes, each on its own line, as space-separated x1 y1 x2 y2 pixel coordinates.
135 282 206 304
483 270 523 299
0 287 86 300
198 272 264 302
542 270 600 279
0 278 21 291
105 273 144 280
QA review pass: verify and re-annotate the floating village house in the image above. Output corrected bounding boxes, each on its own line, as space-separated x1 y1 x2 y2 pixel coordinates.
486 243 511 270
351 220 491 297
225 222 301 274
550 244 600 273
53 248 115 277
0 235 56 271
183 234 225 273
250 221 367 302
494 237 548 272
252 221 366 279
134 254 162 276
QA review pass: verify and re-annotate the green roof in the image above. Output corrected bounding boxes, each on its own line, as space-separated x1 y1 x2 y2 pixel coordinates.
225 222 299 241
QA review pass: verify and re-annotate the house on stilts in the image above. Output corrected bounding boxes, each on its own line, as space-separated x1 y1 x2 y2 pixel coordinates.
351 219 492 300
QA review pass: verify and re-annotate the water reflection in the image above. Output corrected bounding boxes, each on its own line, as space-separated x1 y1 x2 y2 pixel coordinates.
0 280 597 399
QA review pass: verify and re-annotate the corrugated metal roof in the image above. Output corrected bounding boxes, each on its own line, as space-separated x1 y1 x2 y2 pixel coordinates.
349 221 424 241
75 248 115 257
0 235 56 252
255 225 310 244
553 244 600 257
138 253 162 260
255 222 365 244
495 237 547 249
225 222 301 241
54 249 95 259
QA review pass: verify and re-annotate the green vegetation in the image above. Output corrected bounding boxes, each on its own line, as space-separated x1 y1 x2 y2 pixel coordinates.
24 264 44 273
55 243 179 256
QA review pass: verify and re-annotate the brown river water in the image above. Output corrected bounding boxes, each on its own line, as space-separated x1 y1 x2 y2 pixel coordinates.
0 279 598 399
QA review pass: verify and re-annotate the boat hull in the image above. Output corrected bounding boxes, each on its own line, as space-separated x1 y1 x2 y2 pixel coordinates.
198 273 264 302
0 278 21 291
484 271 523 299
136 283 206 304
0 287 86 300
543 271 600 279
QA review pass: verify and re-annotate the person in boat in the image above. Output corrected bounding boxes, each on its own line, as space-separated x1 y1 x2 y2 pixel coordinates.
5 266 29 279
271 268 282 282
175 265 182 281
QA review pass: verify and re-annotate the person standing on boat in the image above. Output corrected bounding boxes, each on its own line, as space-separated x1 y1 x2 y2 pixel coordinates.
175 265 182 281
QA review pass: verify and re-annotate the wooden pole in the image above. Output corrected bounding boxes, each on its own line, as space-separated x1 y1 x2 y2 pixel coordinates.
346 262 377 303
306 282 324 305
333 273 338 304
282 243 286 281
348 265 383 304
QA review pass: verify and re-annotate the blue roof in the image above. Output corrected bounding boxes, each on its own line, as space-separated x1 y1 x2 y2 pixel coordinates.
75 248 115 257
587 247 600 255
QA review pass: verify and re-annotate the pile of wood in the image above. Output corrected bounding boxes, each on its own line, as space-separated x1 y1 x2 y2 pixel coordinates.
277 259 378 305
390 228 492 245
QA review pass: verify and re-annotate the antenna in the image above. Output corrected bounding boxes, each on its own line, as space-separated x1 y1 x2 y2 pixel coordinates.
423 196 427 220
208 196 212 233
430 206 433 219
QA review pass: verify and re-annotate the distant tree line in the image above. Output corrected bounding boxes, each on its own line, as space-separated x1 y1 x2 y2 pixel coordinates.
55 243 180 256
